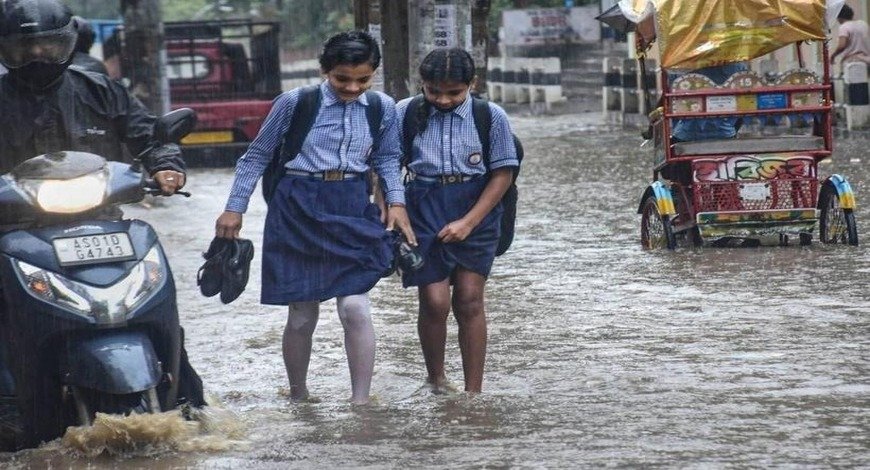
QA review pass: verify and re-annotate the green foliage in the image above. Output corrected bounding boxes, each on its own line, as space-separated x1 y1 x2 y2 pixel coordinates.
63 0 118 19
282 0 353 48
64 0 595 51
162 0 211 21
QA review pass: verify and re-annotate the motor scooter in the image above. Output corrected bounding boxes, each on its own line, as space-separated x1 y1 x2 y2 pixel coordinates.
0 109 199 449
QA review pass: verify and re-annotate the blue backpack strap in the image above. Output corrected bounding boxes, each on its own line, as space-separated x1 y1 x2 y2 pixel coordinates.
401 94 425 167
471 96 523 182
470 97 493 170
261 85 321 202
364 90 384 145
280 85 322 162
470 96 521 257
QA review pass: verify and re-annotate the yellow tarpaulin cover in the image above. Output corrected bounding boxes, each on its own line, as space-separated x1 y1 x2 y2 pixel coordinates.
620 0 828 70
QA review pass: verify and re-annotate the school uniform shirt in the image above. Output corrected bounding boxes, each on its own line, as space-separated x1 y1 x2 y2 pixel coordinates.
395 95 519 175
226 81 404 213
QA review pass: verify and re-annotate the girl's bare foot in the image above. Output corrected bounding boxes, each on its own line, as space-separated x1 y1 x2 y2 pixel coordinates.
278 386 320 403
426 377 459 395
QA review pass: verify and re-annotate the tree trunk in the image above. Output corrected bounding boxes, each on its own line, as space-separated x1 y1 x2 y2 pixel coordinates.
120 0 168 114
381 0 410 98
471 0 491 97
353 0 370 29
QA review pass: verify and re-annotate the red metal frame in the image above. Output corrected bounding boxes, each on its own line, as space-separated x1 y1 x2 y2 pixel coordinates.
651 41 834 227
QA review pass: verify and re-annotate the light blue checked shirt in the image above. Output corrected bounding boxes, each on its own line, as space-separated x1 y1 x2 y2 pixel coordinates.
395 95 519 176
225 81 404 213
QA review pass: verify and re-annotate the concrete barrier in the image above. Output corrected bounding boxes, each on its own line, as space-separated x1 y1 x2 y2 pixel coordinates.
602 57 621 115
619 58 639 115
281 59 320 91
843 61 869 130
487 56 565 109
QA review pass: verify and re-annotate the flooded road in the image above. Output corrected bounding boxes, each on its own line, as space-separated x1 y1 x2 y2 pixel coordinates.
2 113 868 468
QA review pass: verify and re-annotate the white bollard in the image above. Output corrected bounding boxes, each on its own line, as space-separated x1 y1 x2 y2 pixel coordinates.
602 57 622 116
843 61 869 130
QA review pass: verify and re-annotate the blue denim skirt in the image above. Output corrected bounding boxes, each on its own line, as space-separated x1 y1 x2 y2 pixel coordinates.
261 175 394 304
401 176 502 288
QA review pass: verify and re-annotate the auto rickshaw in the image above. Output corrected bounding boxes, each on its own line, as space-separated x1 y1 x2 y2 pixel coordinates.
603 0 858 248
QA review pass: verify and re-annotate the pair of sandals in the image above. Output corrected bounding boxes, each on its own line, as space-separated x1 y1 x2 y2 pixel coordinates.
197 237 254 304
382 230 425 277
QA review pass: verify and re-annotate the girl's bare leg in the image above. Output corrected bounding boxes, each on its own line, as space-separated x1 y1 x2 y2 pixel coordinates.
417 279 452 390
451 268 487 393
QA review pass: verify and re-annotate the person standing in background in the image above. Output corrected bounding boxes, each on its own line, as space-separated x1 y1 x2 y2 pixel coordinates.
70 16 109 75
831 4 870 70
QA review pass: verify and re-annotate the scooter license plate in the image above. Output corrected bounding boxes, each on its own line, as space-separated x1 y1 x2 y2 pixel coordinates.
52 233 136 266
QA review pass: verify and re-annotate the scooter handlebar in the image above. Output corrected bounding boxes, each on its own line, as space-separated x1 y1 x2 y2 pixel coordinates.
142 178 191 197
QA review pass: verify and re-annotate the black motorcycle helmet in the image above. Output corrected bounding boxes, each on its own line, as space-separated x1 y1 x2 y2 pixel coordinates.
0 0 77 88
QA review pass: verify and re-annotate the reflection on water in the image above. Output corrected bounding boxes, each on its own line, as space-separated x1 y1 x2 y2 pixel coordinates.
1 114 868 467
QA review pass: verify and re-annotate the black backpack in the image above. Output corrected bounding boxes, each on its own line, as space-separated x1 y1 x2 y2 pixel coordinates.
402 95 523 256
261 85 384 203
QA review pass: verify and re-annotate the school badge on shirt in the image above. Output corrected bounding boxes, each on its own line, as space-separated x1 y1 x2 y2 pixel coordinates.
468 152 482 166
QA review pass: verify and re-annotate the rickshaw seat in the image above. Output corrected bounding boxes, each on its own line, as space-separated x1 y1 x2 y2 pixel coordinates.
672 135 825 156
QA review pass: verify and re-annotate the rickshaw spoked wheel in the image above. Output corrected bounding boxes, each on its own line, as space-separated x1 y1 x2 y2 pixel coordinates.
640 197 676 250
799 232 813 246
818 183 859 246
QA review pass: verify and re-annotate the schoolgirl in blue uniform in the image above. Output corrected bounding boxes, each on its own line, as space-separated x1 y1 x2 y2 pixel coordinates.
215 31 415 405
396 48 519 393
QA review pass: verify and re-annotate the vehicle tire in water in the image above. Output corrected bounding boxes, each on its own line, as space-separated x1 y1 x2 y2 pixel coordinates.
17 374 68 448
72 387 161 426
818 183 859 246
799 232 813 246
640 197 676 250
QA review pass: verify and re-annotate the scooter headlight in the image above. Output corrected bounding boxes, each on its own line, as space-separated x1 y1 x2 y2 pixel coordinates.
13 245 165 324
17 170 108 214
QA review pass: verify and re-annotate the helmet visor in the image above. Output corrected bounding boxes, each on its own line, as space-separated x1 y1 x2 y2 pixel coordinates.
0 20 77 69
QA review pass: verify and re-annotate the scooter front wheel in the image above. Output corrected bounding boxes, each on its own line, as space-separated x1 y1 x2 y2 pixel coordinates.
71 386 161 426
16 374 69 449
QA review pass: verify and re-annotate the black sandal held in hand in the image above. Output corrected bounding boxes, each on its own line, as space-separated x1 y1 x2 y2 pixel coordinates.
197 237 231 297
220 238 254 304
383 230 424 277
197 237 254 303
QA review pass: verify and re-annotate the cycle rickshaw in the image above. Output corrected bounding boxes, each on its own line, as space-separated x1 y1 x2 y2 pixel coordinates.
604 0 858 248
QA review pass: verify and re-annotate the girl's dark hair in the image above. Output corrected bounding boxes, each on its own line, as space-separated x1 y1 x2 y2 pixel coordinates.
319 31 381 73
839 4 854 21
415 47 476 135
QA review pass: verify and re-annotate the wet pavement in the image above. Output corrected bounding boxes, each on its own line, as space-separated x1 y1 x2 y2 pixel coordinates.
1 113 868 468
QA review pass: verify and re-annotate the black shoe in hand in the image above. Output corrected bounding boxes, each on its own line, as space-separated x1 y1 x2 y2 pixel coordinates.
220 238 254 304
197 237 231 297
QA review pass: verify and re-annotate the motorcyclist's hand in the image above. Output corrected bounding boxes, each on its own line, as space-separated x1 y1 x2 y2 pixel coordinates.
153 170 186 195
386 205 417 246
216 211 243 239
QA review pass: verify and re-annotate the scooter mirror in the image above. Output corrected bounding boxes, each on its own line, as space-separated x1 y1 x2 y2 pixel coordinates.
155 108 197 144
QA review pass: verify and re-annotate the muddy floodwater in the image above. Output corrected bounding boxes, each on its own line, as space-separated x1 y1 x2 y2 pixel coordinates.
1 114 868 468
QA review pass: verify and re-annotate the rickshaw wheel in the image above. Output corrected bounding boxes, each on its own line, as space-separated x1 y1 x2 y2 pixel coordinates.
799 233 813 246
688 226 704 247
819 184 859 246
640 197 676 250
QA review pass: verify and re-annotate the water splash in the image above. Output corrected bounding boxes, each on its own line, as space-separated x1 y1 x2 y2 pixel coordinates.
58 405 248 458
